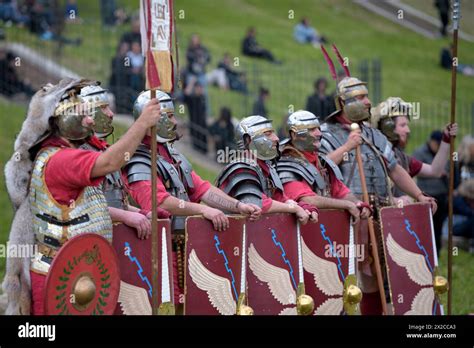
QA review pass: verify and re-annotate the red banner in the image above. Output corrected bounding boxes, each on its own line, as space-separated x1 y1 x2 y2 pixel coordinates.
140 0 173 91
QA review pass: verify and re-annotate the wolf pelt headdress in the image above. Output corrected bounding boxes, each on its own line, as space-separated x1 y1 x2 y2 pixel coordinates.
2 77 93 314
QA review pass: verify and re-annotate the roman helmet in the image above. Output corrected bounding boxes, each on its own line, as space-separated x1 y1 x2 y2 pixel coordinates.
371 97 412 142
79 82 113 138
235 115 278 160
133 90 177 143
287 110 321 152
334 77 371 122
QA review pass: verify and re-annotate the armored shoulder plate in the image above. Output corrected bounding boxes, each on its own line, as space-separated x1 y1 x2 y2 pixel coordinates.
320 122 346 155
367 127 397 170
319 155 344 181
276 156 326 191
216 160 267 206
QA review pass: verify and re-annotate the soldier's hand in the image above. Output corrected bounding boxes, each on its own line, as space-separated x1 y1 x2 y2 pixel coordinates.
124 211 152 240
417 195 438 214
138 99 162 128
307 210 318 223
347 202 361 225
238 202 262 221
443 123 458 140
203 206 230 231
295 207 310 225
346 129 362 150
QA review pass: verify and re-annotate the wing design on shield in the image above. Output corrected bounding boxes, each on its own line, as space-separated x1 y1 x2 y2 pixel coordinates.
302 239 343 296
188 249 237 315
314 298 344 315
118 281 152 315
386 233 432 286
405 287 435 315
248 243 295 306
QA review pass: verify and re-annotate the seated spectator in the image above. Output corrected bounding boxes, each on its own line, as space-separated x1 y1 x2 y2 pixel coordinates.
242 27 281 64
440 44 474 77
443 179 474 253
0 0 29 25
65 0 82 23
454 135 474 188
293 17 326 46
210 107 236 156
277 113 291 140
0 49 34 97
305 77 334 121
252 87 270 117
207 53 248 93
109 41 136 114
127 41 145 91
184 82 208 154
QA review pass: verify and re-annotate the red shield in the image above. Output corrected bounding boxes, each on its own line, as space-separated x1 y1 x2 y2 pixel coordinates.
246 213 300 315
112 221 173 315
380 203 444 315
301 209 351 315
44 233 120 315
184 216 244 315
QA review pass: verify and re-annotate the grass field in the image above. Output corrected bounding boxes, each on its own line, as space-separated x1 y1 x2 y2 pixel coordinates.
1 0 473 313
4 0 474 151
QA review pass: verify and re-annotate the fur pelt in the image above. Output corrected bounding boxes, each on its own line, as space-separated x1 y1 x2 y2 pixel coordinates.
2 77 90 314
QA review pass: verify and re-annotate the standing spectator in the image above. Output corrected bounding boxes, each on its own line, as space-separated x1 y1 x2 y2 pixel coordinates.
120 14 141 46
454 135 474 187
186 34 211 89
435 0 450 37
210 107 236 156
452 179 474 253
100 0 116 27
293 17 325 46
242 27 281 64
127 41 145 92
252 87 270 117
305 77 334 121
184 82 208 154
109 41 136 113
412 130 447 253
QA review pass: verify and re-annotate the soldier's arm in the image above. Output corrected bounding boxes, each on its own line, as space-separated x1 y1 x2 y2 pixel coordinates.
91 100 161 178
389 164 437 212
325 130 361 165
201 186 262 220
266 199 310 224
418 141 450 178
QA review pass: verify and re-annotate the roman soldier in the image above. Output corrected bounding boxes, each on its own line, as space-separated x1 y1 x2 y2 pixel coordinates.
124 90 261 310
319 77 437 314
215 115 319 222
372 96 458 200
276 110 371 223
2 78 163 315
78 82 170 240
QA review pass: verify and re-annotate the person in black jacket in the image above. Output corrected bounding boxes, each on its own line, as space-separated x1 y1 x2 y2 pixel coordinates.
242 27 281 64
305 77 335 121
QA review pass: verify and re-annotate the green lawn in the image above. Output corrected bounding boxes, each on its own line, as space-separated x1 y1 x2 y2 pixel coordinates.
4 0 474 152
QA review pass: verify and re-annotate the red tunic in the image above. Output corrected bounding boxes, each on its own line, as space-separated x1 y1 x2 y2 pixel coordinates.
282 151 350 201
128 136 211 209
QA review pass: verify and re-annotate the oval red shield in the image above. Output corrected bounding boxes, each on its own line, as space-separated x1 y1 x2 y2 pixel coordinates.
44 233 120 315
